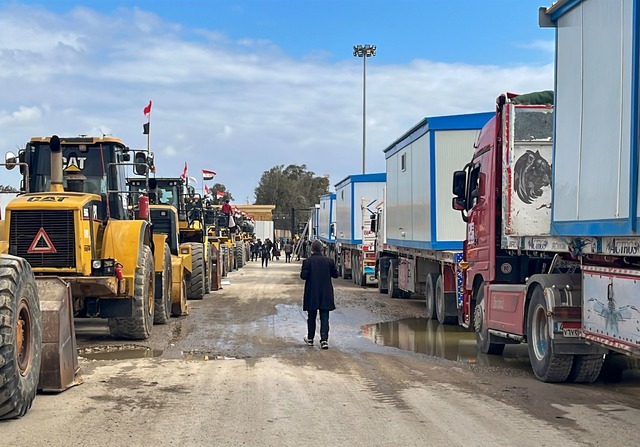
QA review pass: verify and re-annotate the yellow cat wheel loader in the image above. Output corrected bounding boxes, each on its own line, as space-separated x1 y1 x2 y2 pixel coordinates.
128 177 213 300
0 135 158 419
127 177 191 317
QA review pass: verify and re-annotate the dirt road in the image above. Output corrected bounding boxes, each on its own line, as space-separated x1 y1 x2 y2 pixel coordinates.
3 259 640 446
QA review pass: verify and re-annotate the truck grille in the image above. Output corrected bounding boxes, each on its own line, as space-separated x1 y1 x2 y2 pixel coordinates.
9 210 76 268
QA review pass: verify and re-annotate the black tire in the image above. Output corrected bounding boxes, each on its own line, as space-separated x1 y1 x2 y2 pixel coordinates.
153 244 172 325
527 286 574 382
425 273 437 320
185 242 205 300
377 258 389 294
109 245 155 340
435 275 457 324
236 243 244 268
0 256 42 420
567 354 605 383
387 260 401 298
474 282 505 355
204 244 211 295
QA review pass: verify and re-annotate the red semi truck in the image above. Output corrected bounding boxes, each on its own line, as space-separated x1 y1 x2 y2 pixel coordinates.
452 0 640 384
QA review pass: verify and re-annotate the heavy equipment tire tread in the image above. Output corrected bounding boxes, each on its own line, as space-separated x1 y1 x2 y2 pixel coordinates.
567 354 605 383
0 256 42 420
527 286 573 382
204 245 211 295
185 243 205 300
377 258 389 294
236 244 244 269
153 244 172 324
109 245 154 340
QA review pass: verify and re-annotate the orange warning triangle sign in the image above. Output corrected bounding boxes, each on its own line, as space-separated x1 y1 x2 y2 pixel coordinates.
27 227 57 254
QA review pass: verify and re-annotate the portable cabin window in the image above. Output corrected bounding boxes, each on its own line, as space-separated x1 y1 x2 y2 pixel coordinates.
401 153 407 172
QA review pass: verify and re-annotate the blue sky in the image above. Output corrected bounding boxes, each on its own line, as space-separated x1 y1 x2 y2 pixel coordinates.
0 0 556 203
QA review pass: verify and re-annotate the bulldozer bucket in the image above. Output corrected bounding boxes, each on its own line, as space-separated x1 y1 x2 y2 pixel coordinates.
36 277 79 392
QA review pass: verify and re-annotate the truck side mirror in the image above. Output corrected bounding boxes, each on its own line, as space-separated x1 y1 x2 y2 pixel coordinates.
452 197 466 211
133 152 148 176
370 214 377 232
452 170 466 197
330 223 336 238
4 151 17 170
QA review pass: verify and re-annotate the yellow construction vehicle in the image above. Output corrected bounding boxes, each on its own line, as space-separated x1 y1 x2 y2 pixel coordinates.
0 135 161 419
128 177 213 299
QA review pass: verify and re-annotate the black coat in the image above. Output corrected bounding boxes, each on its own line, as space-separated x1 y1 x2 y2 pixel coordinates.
300 253 339 311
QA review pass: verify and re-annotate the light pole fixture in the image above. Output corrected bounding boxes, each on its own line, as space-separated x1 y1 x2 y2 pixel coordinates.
353 44 376 175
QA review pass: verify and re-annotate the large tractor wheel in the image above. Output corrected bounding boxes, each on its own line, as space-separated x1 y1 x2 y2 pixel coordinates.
153 244 172 325
204 245 212 295
236 243 244 268
109 245 155 340
527 286 574 382
0 256 42 420
474 282 505 355
425 273 437 320
185 242 205 300
171 278 188 316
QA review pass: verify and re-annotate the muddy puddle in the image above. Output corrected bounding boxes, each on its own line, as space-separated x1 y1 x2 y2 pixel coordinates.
79 345 163 360
361 317 532 372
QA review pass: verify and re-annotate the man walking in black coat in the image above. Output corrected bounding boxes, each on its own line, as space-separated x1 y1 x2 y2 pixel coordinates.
300 240 339 349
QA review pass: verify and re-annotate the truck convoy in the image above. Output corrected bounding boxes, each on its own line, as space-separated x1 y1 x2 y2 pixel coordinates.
374 112 493 322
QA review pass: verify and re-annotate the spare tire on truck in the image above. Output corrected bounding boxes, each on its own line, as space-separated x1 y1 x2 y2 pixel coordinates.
0 255 42 420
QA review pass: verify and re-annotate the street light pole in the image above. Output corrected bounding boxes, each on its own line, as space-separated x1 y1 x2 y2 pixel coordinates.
353 44 376 175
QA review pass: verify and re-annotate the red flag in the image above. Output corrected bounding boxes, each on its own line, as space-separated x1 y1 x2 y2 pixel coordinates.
143 100 152 116
180 162 187 179
202 169 216 181
216 191 225 198
204 185 210 195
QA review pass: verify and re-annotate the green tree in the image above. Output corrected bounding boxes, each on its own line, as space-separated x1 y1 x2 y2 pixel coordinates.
254 164 329 230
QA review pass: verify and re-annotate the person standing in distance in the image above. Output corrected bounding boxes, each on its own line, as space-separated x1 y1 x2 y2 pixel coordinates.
300 240 338 349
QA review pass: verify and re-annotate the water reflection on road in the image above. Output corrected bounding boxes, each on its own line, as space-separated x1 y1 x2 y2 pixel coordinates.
361 317 532 373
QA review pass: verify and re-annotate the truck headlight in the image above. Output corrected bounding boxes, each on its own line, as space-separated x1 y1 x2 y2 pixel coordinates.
92 260 102 269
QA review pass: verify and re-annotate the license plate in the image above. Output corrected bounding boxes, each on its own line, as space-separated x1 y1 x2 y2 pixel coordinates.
559 323 580 338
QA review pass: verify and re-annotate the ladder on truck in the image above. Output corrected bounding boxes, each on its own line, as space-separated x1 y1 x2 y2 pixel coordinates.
293 220 310 260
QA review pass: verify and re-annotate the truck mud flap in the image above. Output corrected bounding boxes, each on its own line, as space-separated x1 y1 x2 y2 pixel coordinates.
36 278 80 393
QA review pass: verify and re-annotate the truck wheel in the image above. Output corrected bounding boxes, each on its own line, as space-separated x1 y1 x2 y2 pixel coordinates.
425 273 437 320
473 282 505 355
0 256 42 420
387 260 401 298
185 242 205 300
527 286 573 382
377 258 389 294
109 245 155 340
567 354 605 383
171 278 189 316
153 244 172 325
435 275 456 324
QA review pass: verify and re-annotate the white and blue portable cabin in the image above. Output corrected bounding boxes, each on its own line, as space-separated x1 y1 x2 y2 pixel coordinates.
383 112 493 251
318 193 336 243
334 173 386 246
541 0 640 237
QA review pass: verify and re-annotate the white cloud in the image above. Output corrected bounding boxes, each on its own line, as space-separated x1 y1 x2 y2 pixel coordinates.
0 4 554 203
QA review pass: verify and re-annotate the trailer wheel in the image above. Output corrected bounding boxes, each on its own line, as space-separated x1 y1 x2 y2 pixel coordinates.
153 243 172 324
387 260 401 298
473 282 505 355
567 354 605 383
435 275 457 324
185 242 205 300
109 245 154 340
527 286 573 382
425 273 437 320
0 256 42 420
